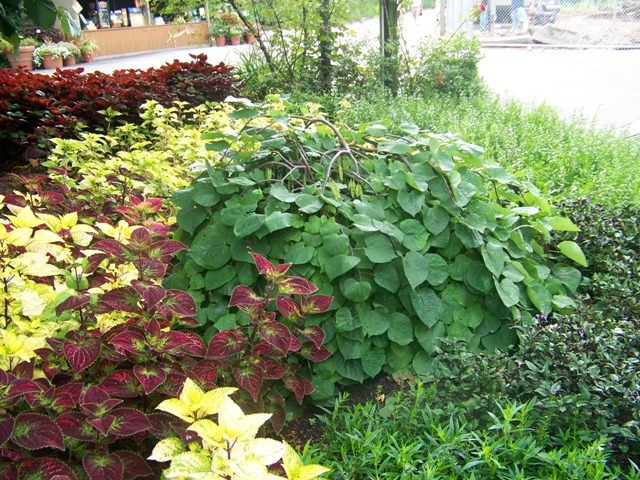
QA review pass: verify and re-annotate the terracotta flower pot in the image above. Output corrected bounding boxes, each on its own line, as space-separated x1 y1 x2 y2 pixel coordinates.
230 35 242 46
245 32 257 44
215 35 226 46
4 45 35 70
63 56 76 67
42 54 63 69
82 52 96 63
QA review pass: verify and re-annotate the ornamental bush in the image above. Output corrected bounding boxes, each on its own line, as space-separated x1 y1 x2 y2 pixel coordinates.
168 99 585 402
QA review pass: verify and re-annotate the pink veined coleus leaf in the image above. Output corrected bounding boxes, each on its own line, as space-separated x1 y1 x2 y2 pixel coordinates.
99 370 143 398
275 296 302 321
262 358 287 380
82 452 123 480
19 457 77 480
229 285 264 309
134 257 167 280
206 330 245 358
250 253 275 276
108 408 152 437
300 294 334 315
283 374 315 404
80 386 120 408
110 330 146 356
162 289 197 317
93 239 128 260
258 321 294 354
99 286 140 313
129 196 163 213
8 378 42 398
0 413 15 446
87 415 116 436
55 294 91 317
147 412 176 440
276 275 318 295
160 331 206 357
114 450 154 479
192 360 218 388
131 281 166 309
133 364 167 395
300 342 332 362
12 412 65 451
56 412 95 441
296 325 326 349
63 337 101 374
232 361 265 402
128 227 153 253
150 239 187 263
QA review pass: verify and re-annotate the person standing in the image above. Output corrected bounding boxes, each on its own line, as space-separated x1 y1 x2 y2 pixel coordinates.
511 0 529 32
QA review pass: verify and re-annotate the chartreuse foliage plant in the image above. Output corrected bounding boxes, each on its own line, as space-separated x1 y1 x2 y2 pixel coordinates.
150 378 329 480
168 97 585 401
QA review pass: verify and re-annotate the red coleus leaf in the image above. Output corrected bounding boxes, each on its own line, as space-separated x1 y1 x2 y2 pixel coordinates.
20 457 77 480
253 341 279 356
0 413 15 446
133 364 167 395
55 294 91 317
80 386 123 414
87 415 116 436
192 360 218 388
0 463 16 480
160 331 206 357
300 342 332 362
150 239 187 262
99 370 143 398
296 325 326 349
12 360 34 379
128 227 153 252
12 413 65 450
276 275 318 295
56 413 95 441
258 321 294 354
63 337 101 374
114 450 153 479
154 372 186 397
276 296 302 320
82 452 123 480
232 362 264 402
110 330 146 355
109 408 152 437
147 412 176 440
100 287 140 313
134 257 166 279
130 196 163 213
289 336 301 352
8 378 42 397
206 330 245 358
283 374 315 404
162 289 197 317
130 281 166 309
93 239 128 260
300 294 333 315
229 285 264 312
251 253 276 276
262 358 287 380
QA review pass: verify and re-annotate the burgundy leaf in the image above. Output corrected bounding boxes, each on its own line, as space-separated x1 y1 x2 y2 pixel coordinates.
274 262 292 275
258 321 293 354
87 415 116 435
150 239 187 262
56 412 95 441
145 318 161 337
130 197 163 212
162 290 197 317
8 378 42 397
300 294 334 314
55 294 91 317
63 337 101 373
296 325 326 349
0 413 14 446
206 330 245 358
130 281 166 309
300 342 332 362
0 462 17 480
253 341 279 356
83 452 123 480
276 275 318 295
128 227 153 252
81 386 122 410
99 371 142 398
283 374 315 404
228 285 264 310
134 257 166 279
276 296 302 320
154 372 185 397
93 239 128 260
12 413 65 450
289 336 301 352
12 360 34 379
133 364 167 395
174 331 206 357
37 458 77 480
100 287 140 313
250 253 276 276
114 450 153 479
262 358 287 380
232 363 264 402
109 408 152 437
110 330 146 355
147 412 177 440
160 331 205 356
192 360 218 388
57 382 83 404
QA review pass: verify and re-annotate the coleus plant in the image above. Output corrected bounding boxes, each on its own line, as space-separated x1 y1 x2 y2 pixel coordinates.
149 378 330 480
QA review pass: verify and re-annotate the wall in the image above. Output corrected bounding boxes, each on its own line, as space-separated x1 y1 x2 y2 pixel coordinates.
82 22 209 57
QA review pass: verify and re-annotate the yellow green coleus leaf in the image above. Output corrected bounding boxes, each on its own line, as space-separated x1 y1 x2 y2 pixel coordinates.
217 397 271 442
5 205 44 228
156 378 237 423
161 451 217 480
4 227 34 247
282 442 330 480
10 252 62 277
95 220 139 242
148 436 187 463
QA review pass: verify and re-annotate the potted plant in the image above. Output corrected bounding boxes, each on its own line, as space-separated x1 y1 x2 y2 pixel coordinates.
228 25 244 45
33 42 65 69
1 37 39 70
209 18 228 46
78 37 99 62
59 41 81 66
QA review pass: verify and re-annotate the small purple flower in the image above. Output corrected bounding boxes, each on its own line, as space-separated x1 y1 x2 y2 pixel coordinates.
550 385 560 395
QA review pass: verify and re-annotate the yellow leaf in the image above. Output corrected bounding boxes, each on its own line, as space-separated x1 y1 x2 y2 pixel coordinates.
187 419 224 449
156 398 195 423
70 224 98 246
243 438 285 466
5 227 34 246
14 290 47 317
6 206 43 228
30 229 64 245
10 252 62 277
193 387 237 418
282 442 330 480
178 377 204 405
217 397 271 441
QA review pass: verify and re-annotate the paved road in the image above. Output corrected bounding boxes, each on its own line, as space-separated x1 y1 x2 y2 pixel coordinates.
48 13 640 136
